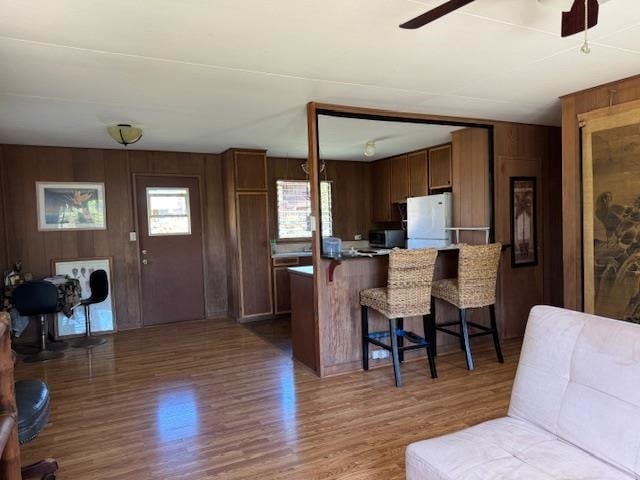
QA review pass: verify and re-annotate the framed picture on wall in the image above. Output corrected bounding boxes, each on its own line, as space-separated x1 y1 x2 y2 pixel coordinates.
580 100 640 322
51 257 116 338
37 181 106 231
510 176 538 268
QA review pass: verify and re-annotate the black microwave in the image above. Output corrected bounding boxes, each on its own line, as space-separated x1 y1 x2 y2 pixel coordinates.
369 230 406 248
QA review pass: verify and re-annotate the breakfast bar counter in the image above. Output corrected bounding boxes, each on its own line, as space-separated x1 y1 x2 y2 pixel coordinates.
314 248 462 377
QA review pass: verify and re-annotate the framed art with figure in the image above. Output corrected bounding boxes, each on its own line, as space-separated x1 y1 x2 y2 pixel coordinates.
37 182 106 231
510 176 537 268
581 100 640 323
51 257 116 338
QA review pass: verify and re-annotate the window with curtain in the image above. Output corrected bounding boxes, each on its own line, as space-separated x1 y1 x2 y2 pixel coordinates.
276 180 333 239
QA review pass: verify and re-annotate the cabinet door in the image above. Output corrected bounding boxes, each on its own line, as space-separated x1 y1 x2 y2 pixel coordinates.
429 144 452 190
273 266 292 314
235 151 267 191
237 192 273 317
408 150 428 197
390 154 410 204
371 159 392 222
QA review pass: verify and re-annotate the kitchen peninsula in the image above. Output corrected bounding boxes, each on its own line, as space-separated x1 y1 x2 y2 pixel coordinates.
296 102 562 378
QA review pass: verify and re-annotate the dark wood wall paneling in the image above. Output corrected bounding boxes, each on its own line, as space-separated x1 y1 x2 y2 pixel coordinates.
266 157 371 242
561 74 640 310
493 123 563 338
0 145 228 331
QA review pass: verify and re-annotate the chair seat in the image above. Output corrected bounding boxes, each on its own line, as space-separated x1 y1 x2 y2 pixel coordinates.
431 278 461 308
361 287 430 318
16 379 50 444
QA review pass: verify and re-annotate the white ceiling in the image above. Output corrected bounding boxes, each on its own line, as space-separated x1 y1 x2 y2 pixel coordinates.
1 0 639 157
319 115 462 161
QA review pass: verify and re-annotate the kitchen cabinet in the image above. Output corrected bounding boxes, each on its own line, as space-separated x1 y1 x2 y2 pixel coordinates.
272 255 313 315
234 150 268 191
429 144 453 190
390 154 410 204
371 159 392 222
408 150 429 197
223 148 273 321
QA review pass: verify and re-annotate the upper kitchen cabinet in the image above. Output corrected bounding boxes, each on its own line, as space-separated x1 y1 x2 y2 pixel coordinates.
233 150 268 190
428 144 452 190
390 154 410 204
371 158 392 222
408 149 429 197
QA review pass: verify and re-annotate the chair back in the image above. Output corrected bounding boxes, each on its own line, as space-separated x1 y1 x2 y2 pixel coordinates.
88 270 108 304
457 243 502 308
387 248 438 317
12 281 59 317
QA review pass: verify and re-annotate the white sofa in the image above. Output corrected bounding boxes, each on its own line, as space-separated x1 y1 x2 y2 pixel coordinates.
406 305 640 480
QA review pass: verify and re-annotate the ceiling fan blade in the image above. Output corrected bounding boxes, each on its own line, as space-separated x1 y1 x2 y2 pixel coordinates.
400 0 475 29
561 0 599 37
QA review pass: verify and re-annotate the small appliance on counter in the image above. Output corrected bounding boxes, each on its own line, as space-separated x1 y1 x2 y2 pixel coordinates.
369 229 406 249
407 193 453 248
322 237 342 257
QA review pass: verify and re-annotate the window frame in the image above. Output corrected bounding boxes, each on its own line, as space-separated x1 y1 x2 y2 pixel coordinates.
275 179 333 241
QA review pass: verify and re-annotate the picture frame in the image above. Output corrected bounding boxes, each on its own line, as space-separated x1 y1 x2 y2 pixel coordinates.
51 257 116 338
510 176 538 268
580 100 640 322
37 181 106 231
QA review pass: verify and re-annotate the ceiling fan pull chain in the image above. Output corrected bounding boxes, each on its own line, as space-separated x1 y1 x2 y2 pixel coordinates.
580 0 591 54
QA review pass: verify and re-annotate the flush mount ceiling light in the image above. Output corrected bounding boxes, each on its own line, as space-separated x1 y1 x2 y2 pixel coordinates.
107 123 143 146
364 140 376 158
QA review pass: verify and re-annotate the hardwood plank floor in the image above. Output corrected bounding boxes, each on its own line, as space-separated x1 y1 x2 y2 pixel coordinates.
15 318 520 479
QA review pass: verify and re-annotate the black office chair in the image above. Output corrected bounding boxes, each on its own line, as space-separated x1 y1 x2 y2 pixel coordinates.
16 379 59 479
13 281 63 363
73 269 108 348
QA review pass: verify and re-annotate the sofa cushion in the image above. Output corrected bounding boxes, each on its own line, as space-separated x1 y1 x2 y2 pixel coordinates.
508 306 640 476
406 417 632 480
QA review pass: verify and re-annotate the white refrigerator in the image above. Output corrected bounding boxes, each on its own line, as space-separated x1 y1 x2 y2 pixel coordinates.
407 193 453 249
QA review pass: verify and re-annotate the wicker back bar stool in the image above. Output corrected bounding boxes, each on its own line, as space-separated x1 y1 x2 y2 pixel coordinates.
360 248 439 387
430 243 503 371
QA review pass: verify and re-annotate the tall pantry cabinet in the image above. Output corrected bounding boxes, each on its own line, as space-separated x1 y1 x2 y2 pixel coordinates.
222 149 273 321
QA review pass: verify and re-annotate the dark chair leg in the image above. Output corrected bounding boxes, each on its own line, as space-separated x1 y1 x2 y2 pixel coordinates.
489 304 504 364
430 296 437 357
423 314 437 379
397 318 404 363
361 305 369 371
389 318 402 387
459 309 474 371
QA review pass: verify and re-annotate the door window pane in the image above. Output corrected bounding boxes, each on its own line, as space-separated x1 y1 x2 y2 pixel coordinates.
147 187 192 236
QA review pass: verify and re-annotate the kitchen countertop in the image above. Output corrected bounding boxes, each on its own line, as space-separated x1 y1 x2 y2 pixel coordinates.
321 245 461 260
288 266 314 276
272 251 312 259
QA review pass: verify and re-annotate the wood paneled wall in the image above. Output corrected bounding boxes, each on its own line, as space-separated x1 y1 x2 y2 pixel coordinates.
266 157 371 241
0 145 228 330
561 74 640 310
493 123 563 337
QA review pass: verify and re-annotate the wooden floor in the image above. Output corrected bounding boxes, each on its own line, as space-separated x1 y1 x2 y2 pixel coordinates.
16 318 521 480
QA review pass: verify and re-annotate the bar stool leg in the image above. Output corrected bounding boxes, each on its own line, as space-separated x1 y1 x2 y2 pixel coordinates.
423 314 438 379
389 318 402 387
397 318 404 363
489 304 504 363
361 306 369 371
430 296 437 357
459 309 474 371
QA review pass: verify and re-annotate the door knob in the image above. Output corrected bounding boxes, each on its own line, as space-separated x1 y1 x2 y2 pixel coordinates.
142 259 149 265
142 250 149 255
